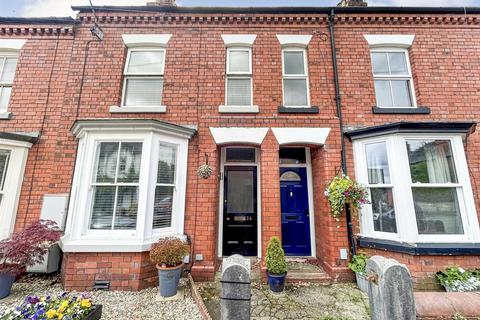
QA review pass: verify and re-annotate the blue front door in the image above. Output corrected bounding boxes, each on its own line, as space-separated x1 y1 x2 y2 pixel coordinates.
280 167 311 256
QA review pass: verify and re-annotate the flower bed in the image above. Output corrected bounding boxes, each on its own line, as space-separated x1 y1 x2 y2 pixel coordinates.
0 292 101 320
436 266 480 292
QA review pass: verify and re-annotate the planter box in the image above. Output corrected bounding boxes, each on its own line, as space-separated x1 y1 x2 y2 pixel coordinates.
85 305 102 320
355 273 369 293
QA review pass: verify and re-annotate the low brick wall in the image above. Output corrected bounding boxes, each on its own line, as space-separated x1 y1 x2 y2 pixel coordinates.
61 252 157 291
415 292 480 319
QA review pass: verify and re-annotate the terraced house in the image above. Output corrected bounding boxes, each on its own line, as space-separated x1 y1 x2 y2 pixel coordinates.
0 0 479 291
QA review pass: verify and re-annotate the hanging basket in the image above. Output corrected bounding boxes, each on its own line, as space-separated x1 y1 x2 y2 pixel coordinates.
197 164 213 179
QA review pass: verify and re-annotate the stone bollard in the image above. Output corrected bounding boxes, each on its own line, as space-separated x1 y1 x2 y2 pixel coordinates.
221 254 251 320
366 255 416 320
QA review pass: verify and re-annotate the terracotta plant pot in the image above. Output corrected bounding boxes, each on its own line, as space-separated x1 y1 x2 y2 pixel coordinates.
0 272 15 299
156 263 183 297
267 271 287 293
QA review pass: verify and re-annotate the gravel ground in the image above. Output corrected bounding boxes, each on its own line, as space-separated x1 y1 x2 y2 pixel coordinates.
0 275 202 320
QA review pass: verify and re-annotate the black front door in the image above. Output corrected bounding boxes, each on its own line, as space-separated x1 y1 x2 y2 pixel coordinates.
223 166 257 256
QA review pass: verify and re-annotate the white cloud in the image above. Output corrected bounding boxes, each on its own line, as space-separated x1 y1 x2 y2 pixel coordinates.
21 0 153 17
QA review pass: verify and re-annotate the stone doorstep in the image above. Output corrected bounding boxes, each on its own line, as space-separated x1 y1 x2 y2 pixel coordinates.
415 292 480 318
285 271 332 284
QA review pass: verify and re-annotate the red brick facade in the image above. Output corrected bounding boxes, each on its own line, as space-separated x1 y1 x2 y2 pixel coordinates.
0 7 479 291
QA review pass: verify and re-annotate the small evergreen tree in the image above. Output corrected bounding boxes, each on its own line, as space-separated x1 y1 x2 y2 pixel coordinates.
266 236 287 275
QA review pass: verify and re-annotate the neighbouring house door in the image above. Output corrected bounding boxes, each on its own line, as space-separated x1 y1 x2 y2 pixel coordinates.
280 167 311 256
223 166 257 256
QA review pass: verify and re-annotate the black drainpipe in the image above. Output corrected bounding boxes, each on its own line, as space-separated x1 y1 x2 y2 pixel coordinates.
328 8 357 256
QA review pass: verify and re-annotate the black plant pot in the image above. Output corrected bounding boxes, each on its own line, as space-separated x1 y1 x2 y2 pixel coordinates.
267 272 287 293
85 305 103 320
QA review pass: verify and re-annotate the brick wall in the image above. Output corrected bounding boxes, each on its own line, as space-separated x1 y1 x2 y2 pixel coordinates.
2 11 480 290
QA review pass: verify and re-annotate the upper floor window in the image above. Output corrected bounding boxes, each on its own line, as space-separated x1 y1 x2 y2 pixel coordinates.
122 48 165 107
371 49 415 108
226 47 252 107
282 48 310 107
0 54 18 113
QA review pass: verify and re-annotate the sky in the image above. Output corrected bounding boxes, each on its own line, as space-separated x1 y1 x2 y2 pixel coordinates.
1 0 480 18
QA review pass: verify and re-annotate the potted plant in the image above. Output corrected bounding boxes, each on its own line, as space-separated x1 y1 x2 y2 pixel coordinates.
0 220 60 299
436 266 480 292
0 292 102 319
265 237 288 293
324 174 370 220
348 252 368 293
149 237 189 297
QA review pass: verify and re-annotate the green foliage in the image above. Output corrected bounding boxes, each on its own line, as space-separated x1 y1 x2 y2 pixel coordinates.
452 313 467 320
347 252 367 275
325 175 370 219
149 237 189 267
265 237 287 275
436 266 475 286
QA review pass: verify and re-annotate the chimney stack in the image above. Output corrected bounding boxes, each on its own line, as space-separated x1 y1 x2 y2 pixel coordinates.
146 0 176 6
338 0 368 7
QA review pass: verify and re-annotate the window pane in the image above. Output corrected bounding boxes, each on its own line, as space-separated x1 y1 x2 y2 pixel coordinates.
226 170 254 214
114 186 138 230
374 80 393 107
117 142 142 183
157 144 176 184
226 148 256 163
90 186 115 229
413 187 464 235
371 52 389 75
406 140 458 184
228 50 250 73
279 148 306 165
284 51 305 75
127 51 164 74
284 79 308 106
0 87 12 111
227 78 251 106
388 52 408 75
0 149 10 190
391 80 412 107
1 58 18 82
95 142 119 183
371 188 397 233
365 142 391 184
153 186 173 229
124 78 163 106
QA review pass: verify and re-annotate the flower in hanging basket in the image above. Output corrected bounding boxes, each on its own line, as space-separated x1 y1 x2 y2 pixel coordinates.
197 164 213 179
325 175 370 219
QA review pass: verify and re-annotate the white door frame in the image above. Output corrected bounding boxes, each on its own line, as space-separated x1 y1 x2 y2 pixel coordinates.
279 147 316 257
217 147 262 258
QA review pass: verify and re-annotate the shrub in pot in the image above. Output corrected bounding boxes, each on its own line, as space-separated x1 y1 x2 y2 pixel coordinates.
0 220 61 299
149 237 189 297
265 237 287 293
347 252 368 293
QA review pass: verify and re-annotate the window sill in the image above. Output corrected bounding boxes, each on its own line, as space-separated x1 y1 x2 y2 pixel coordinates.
109 105 167 113
278 106 319 114
372 106 431 114
0 111 12 119
218 105 259 113
358 236 480 255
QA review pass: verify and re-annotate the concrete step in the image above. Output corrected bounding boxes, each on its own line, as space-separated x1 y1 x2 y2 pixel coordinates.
286 270 333 284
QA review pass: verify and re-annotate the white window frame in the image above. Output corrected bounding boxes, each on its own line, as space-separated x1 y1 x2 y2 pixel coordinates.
353 133 480 244
0 51 19 115
0 139 32 240
370 47 417 108
120 47 166 108
61 125 190 252
281 47 311 108
224 47 253 107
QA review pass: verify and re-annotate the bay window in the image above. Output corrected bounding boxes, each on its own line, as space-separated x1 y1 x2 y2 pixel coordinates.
354 132 479 243
0 149 10 205
61 120 195 252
